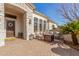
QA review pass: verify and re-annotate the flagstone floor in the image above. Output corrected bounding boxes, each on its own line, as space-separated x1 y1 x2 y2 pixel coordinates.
0 39 79 56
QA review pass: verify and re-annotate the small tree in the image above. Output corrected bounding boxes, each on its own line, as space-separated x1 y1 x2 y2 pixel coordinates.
61 20 79 45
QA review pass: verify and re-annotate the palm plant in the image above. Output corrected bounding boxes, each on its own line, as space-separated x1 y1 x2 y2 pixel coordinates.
61 21 79 45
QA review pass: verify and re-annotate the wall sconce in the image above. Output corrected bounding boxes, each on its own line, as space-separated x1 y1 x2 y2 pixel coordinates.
29 19 31 24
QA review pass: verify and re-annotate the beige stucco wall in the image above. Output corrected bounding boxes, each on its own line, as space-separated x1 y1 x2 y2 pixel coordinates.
16 15 24 37
0 4 5 46
63 34 79 43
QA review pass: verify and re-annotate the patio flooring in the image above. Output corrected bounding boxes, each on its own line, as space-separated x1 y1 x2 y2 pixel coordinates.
0 39 79 56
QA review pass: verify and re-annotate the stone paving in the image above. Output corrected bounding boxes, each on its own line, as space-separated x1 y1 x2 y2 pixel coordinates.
0 39 79 56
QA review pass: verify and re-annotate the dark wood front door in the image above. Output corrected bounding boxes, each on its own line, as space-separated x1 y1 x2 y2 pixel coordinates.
6 20 15 37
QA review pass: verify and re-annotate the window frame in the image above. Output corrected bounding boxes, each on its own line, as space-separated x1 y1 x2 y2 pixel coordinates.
34 17 38 32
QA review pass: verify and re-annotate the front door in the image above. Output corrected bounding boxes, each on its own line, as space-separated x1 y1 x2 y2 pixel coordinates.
6 20 15 37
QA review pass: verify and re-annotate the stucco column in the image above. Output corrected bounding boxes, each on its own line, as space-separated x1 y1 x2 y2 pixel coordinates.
37 19 39 34
26 18 29 40
23 13 29 40
0 3 5 46
24 12 33 40
23 13 26 40
42 20 44 33
46 21 48 31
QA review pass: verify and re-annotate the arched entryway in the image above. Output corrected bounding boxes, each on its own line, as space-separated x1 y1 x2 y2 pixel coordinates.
4 3 26 39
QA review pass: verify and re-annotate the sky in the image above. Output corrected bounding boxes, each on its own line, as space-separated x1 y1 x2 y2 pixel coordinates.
33 3 69 26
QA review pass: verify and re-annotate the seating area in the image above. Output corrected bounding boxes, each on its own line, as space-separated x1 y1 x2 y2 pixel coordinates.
33 31 54 42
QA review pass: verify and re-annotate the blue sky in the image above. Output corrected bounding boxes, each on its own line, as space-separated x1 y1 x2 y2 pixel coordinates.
33 3 68 25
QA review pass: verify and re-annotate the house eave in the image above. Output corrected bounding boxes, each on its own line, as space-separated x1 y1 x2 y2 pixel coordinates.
34 11 48 19
25 3 36 11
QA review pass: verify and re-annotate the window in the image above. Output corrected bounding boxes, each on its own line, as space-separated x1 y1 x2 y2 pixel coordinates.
44 21 46 31
34 17 38 32
39 19 42 31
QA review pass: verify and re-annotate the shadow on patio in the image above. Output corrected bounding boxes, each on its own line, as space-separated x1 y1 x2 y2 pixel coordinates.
51 41 79 56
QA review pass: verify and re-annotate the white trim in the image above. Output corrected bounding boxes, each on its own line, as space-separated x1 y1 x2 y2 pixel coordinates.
5 17 16 21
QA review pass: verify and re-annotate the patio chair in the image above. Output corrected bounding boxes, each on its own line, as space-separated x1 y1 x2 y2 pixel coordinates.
38 34 44 40
29 34 34 40
34 33 39 39
43 31 54 42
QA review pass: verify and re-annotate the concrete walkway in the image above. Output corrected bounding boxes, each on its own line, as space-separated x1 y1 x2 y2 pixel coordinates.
0 39 78 56
50 40 79 56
